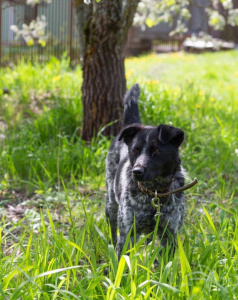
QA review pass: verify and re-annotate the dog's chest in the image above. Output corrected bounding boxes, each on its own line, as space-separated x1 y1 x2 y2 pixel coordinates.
125 192 157 231
128 190 152 208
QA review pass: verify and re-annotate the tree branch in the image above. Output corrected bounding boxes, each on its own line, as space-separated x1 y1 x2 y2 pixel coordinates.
122 0 141 35
74 0 93 62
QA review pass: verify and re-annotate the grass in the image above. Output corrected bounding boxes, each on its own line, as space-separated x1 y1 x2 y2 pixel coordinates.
0 51 238 299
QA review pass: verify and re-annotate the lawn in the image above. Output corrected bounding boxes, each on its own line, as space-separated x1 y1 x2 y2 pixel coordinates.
0 51 238 299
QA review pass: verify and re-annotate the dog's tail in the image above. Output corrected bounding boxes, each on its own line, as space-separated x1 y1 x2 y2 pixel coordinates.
122 83 141 127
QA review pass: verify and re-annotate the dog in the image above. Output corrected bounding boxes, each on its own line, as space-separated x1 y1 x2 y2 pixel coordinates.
105 83 185 260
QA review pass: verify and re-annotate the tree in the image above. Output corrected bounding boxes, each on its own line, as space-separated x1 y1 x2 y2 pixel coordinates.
74 0 140 140
10 0 140 140
10 0 238 140
135 0 238 35
75 0 237 140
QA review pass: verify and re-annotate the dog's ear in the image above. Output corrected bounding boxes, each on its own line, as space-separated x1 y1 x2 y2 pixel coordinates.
118 124 142 145
158 124 184 147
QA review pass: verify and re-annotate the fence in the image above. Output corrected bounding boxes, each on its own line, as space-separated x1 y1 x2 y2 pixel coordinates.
125 25 185 56
1 1 237 66
0 0 187 66
0 0 80 66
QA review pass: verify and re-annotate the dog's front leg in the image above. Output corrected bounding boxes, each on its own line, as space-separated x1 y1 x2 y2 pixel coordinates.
116 208 134 260
158 214 177 257
105 195 118 247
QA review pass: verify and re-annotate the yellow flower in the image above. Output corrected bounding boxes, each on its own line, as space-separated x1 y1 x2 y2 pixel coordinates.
226 86 231 90
27 38 34 46
171 52 180 58
199 91 204 96
210 97 215 102
53 76 61 82
125 69 134 79
150 79 159 85
234 72 238 77
196 104 201 109
132 57 138 62
38 39 46 47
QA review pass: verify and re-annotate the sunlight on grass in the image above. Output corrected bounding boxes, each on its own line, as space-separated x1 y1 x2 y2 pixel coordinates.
0 51 238 298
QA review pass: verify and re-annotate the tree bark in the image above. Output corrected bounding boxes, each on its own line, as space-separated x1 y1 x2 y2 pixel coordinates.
74 0 140 141
82 43 126 139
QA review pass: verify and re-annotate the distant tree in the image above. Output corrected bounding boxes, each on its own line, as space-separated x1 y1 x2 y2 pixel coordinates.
135 0 238 34
10 0 238 140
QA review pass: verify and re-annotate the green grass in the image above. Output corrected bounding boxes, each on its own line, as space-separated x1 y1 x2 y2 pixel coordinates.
0 51 238 299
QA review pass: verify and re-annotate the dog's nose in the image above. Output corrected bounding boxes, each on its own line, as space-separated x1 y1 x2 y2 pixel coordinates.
133 167 144 176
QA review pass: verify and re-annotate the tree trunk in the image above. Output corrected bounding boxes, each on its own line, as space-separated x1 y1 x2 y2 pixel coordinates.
74 0 140 141
82 42 126 139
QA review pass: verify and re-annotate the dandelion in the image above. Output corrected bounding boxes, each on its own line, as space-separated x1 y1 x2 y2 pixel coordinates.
226 86 232 90
53 76 61 82
196 104 201 109
150 79 159 85
210 97 215 102
199 91 204 96
125 69 134 79
132 57 139 62
171 52 180 58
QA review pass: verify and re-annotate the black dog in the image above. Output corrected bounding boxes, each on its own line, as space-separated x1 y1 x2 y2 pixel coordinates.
105 84 185 260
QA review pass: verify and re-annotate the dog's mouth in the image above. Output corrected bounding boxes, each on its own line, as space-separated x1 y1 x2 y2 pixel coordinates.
132 171 173 186
132 172 154 182
133 173 145 181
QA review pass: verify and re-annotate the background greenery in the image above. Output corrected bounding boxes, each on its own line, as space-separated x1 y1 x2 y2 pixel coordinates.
0 51 237 299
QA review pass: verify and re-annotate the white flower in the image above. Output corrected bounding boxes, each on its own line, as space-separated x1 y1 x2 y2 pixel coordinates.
26 0 51 6
10 25 18 32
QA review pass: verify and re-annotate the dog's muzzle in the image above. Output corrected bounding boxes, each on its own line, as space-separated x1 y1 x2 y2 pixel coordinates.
132 166 145 181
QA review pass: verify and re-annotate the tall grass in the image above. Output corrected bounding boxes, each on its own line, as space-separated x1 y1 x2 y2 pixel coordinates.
0 194 237 299
0 51 238 299
0 57 110 194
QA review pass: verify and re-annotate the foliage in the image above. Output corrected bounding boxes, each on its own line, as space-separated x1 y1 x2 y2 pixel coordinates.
9 0 51 46
0 51 238 298
0 198 237 299
135 0 238 35
11 16 48 47
0 57 109 193
10 0 238 47
26 0 52 5
1 51 238 193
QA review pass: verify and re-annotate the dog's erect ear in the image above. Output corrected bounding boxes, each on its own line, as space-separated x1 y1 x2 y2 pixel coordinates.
158 124 184 147
118 124 142 145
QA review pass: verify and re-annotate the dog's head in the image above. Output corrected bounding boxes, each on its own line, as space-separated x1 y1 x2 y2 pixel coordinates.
118 123 184 182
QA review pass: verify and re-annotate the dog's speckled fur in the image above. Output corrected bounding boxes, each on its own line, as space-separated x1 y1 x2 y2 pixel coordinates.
105 84 185 260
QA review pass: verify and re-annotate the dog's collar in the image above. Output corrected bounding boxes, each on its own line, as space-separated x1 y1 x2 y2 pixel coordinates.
138 178 198 198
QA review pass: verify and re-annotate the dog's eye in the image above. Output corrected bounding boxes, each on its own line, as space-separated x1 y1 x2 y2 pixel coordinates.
152 148 160 156
133 148 140 154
